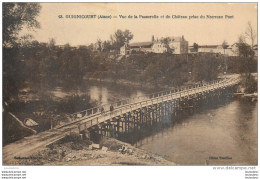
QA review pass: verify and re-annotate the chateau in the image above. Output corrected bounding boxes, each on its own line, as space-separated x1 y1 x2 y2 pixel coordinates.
120 36 189 55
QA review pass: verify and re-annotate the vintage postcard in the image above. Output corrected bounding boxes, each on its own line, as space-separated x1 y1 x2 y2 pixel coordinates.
2 2 257 174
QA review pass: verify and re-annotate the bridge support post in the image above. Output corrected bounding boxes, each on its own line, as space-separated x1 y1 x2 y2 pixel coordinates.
140 110 143 129
152 106 155 125
158 104 161 122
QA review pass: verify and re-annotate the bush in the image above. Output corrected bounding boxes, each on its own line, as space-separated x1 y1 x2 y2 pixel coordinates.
241 74 257 93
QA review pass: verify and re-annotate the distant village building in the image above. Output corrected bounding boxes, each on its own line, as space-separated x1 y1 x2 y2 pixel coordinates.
120 42 153 55
224 47 234 56
188 42 257 57
152 41 167 53
197 44 236 56
198 45 223 53
230 43 241 55
168 36 189 54
57 44 77 50
120 44 129 55
120 35 189 55
129 42 153 53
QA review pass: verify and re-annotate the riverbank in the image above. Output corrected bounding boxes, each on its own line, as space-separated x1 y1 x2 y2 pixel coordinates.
13 133 175 165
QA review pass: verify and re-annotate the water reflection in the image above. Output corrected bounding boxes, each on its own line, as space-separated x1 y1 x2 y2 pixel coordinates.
88 86 109 105
51 81 149 107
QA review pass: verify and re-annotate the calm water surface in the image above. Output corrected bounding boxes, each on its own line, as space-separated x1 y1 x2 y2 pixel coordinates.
135 99 257 165
51 81 152 105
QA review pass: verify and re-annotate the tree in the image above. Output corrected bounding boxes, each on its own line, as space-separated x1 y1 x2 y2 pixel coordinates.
237 35 254 58
3 3 41 47
151 35 155 42
103 40 112 51
96 38 103 51
193 43 199 52
48 38 56 48
123 30 134 44
222 40 228 54
111 30 123 50
17 34 33 47
110 29 133 51
236 26 256 93
244 21 256 48
161 37 171 46
161 37 173 53
3 3 41 103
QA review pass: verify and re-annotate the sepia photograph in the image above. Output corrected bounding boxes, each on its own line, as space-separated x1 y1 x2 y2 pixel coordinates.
2 2 258 169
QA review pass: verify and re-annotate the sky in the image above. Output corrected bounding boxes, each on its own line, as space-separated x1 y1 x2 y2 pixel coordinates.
21 3 257 46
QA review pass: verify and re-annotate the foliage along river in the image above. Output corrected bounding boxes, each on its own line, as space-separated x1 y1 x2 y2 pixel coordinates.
53 81 257 165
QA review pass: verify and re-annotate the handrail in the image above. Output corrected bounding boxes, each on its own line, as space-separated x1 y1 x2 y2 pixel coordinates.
58 77 240 129
81 78 239 129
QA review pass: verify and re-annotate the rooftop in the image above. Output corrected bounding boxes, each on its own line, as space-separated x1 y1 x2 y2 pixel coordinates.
129 42 153 47
199 45 220 48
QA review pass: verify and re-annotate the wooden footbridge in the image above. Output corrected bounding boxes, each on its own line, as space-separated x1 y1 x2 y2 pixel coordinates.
75 77 240 139
3 76 240 164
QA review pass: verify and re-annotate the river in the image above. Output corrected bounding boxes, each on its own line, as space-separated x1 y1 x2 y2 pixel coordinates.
135 98 257 165
51 80 153 105
52 81 257 165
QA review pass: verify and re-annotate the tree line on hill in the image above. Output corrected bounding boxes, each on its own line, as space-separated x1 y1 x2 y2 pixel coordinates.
3 3 257 105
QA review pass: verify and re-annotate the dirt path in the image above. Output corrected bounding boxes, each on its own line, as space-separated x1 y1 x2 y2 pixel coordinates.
3 124 78 165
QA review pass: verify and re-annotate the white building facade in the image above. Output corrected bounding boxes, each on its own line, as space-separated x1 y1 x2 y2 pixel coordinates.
168 36 189 54
152 42 167 53
120 36 189 55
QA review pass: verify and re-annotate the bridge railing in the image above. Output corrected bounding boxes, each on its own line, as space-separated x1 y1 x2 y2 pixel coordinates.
76 77 240 129
83 78 236 129
65 77 241 128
